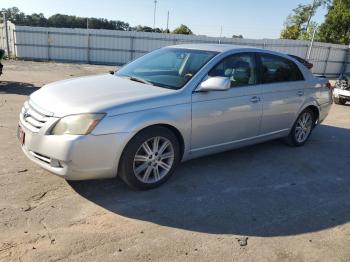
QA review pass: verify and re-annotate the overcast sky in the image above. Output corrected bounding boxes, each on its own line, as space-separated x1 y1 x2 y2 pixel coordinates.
1 0 328 39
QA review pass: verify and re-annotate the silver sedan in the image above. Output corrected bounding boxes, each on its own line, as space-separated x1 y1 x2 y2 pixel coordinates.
18 44 332 189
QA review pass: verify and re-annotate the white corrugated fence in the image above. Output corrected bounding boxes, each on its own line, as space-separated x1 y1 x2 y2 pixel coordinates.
1 22 349 77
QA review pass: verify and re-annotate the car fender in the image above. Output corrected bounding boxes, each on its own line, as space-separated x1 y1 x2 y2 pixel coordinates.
92 103 191 156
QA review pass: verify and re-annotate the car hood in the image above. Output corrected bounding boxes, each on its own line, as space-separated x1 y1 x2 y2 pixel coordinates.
30 74 178 117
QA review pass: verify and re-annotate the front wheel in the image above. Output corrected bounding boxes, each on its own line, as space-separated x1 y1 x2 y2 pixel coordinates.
118 126 180 190
285 109 315 147
334 97 346 105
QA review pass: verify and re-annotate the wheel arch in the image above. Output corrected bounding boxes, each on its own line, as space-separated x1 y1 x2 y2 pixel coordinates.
122 123 186 161
306 105 320 125
296 101 320 126
143 123 185 158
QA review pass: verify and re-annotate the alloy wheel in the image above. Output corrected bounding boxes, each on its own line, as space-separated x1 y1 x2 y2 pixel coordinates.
295 111 313 143
133 136 175 184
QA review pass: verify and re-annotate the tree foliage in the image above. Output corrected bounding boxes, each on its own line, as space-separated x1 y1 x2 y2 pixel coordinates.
130 25 169 33
0 7 130 30
300 21 318 40
232 34 243 39
0 7 193 35
172 24 193 35
280 0 330 40
318 0 350 45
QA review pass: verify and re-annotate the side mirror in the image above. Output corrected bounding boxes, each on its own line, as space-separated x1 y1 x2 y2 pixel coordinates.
196 77 230 92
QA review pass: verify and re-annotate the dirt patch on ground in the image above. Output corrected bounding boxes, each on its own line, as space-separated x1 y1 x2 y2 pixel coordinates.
1 60 350 262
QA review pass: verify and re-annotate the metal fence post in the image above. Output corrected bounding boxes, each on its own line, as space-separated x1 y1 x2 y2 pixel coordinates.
341 38 350 74
86 32 90 64
130 36 135 61
323 46 331 75
12 27 16 58
3 13 10 58
47 31 50 61
341 48 350 74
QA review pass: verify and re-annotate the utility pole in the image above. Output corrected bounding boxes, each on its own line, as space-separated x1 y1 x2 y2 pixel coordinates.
3 13 10 58
219 25 223 44
153 0 158 29
307 26 317 60
306 0 317 31
166 10 169 32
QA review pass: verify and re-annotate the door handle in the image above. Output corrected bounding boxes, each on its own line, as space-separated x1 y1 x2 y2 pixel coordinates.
250 96 260 103
297 90 304 96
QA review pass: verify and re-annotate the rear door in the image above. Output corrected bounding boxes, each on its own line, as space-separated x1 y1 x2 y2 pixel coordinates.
257 53 306 134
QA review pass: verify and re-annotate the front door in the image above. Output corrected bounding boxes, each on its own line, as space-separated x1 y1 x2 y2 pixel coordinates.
191 53 263 151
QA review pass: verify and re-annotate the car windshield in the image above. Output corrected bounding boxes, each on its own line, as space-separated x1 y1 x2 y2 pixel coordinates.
116 48 218 90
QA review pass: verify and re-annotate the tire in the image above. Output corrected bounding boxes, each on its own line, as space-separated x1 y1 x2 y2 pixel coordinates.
285 108 315 147
339 98 347 105
118 126 180 190
334 97 346 105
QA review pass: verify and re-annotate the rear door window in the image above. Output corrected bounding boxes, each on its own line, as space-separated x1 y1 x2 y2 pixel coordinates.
259 54 304 84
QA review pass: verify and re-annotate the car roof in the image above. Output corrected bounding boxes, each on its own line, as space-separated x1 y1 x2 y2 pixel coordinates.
167 43 314 80
167 43 265 53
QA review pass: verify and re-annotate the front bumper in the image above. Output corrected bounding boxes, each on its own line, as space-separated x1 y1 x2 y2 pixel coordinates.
333 88 350 100
18 120 132 180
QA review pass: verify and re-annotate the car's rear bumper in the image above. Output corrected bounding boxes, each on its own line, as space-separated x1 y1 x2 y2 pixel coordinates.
318 100 332 124
18 120 132 180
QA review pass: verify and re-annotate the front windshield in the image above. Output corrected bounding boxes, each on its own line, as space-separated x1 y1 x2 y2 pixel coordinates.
116 48 218 90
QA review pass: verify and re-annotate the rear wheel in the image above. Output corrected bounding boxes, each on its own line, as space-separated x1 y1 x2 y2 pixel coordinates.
118 126 180 190
285 109 315 147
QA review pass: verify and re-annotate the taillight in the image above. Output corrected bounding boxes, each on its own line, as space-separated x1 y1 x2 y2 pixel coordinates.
307 63 313 69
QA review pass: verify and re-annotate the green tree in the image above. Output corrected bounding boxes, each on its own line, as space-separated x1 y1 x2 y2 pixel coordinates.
130 25 169 33
300 21 318 40
172 24 193 35
0 7 131 31
318 0 350 44
0 6 191 35
26 13 47 26
232 34 243 39
280 0 330 40
132 25 154 32
0 7 27 25
305 0 331 29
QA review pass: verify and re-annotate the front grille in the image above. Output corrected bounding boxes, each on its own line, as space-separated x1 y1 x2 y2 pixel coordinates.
20 101 52 133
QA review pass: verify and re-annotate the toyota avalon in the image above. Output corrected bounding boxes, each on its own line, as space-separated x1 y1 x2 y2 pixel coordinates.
18 44 332 189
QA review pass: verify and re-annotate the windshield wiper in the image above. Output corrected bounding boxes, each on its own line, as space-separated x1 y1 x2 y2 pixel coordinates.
127 76 154 86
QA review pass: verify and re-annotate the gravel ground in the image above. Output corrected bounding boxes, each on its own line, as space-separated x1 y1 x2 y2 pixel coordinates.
1 60 350 262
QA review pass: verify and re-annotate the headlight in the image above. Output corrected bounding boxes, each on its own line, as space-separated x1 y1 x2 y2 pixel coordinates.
51 113 105 135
